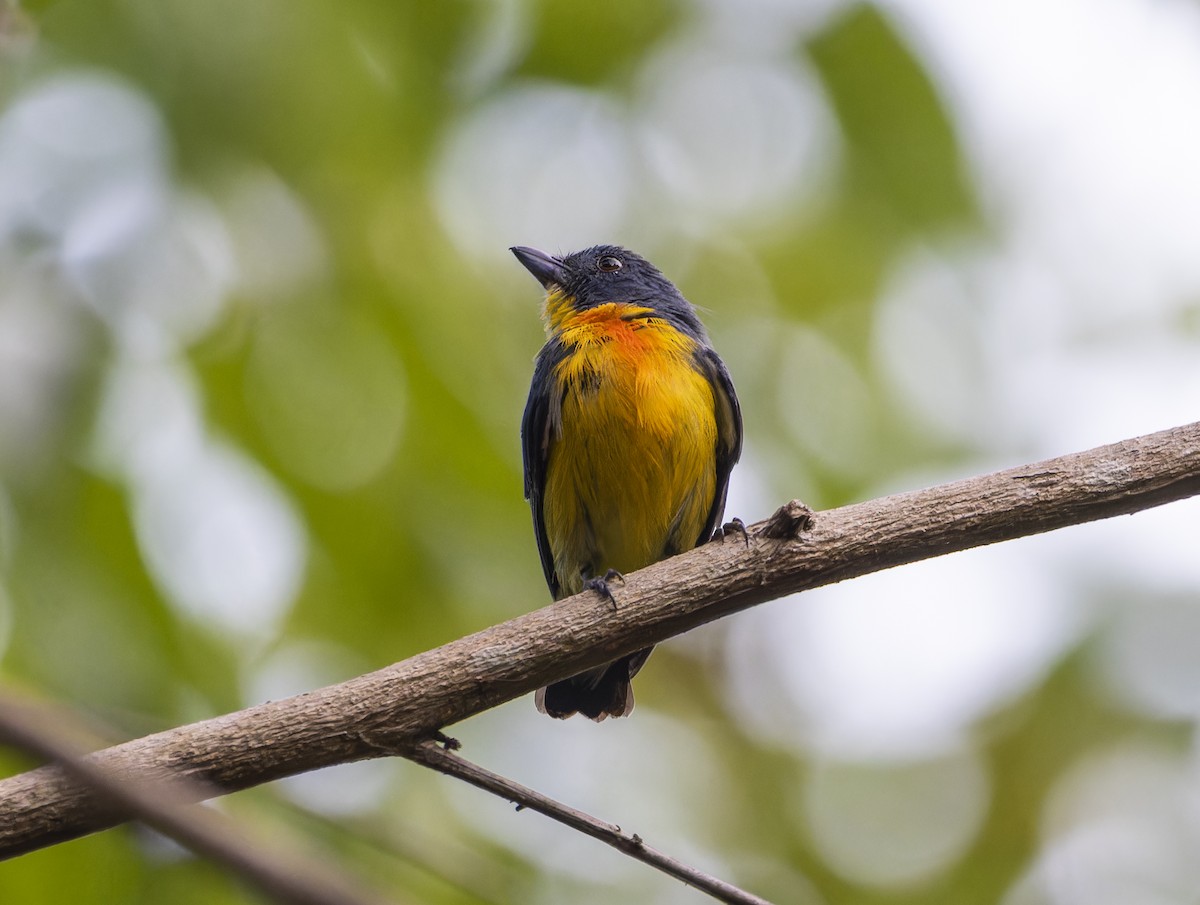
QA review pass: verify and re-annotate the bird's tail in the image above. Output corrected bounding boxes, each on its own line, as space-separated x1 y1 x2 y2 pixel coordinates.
535 648 653 721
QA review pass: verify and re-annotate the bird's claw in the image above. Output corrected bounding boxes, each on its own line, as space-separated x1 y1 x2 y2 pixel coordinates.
584 568 625 610
711 516 749 548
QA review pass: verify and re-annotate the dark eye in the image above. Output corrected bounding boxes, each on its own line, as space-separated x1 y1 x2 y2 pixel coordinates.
597 255 623 273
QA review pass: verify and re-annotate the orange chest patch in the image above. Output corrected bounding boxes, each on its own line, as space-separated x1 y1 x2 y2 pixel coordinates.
552 303 696 387
550 303 714 449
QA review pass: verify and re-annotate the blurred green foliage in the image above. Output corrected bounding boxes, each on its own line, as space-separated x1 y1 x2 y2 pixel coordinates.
1 1 1195 904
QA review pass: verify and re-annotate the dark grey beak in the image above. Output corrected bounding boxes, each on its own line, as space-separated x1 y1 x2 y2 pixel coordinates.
511 246 565 289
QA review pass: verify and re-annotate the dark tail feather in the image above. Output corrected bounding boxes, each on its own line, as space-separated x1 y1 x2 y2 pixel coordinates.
535 648 653 721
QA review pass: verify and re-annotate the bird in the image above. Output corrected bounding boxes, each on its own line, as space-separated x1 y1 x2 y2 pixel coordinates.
512 244 742 720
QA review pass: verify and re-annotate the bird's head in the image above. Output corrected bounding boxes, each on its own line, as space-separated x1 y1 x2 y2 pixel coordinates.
511 244 706 340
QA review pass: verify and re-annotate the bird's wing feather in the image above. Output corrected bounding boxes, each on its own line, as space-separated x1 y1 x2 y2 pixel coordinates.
521 341 569 598
694 345 744 545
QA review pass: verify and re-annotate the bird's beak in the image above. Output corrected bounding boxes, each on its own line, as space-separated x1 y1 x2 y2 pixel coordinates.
511 246 566 289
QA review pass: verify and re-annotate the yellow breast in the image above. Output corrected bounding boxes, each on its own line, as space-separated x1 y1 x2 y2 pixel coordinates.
542 303 719 597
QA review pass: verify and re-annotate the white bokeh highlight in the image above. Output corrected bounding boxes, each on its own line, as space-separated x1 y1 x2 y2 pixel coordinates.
219 166 330 301
1004 743 1200 905
0 73 166 243
636 44 838 223
776 324 878 481
872 246 994 447
433 83 633 256
132 438 305 636
64 188 234 355
802 747 990 887
1097 593 1200 720
726 541 1085 758
0 72 314 639
92 359 306 637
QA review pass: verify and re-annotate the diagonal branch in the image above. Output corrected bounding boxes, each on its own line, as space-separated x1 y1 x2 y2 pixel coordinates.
0 694 393 905
1 421 1198 859
406 739 772 905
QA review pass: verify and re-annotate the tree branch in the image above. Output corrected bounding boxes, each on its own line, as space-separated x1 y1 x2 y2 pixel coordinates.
0 694 393 905
1 422 1198 858
406 739 772 905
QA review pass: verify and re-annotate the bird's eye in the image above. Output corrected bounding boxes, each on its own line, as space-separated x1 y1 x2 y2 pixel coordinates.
597 255 623 273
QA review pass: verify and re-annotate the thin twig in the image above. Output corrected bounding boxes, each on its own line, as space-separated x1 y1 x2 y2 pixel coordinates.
407 740 774 905
0 694 394 905
0 422 1198 857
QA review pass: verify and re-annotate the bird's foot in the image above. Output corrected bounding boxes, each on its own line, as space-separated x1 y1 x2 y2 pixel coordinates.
584 568 625 610
711 516 749 548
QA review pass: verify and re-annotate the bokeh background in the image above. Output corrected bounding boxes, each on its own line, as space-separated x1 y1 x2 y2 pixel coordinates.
2 0 1200 902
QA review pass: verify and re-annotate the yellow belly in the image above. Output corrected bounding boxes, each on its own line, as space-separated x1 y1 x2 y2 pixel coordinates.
543 336 718 598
